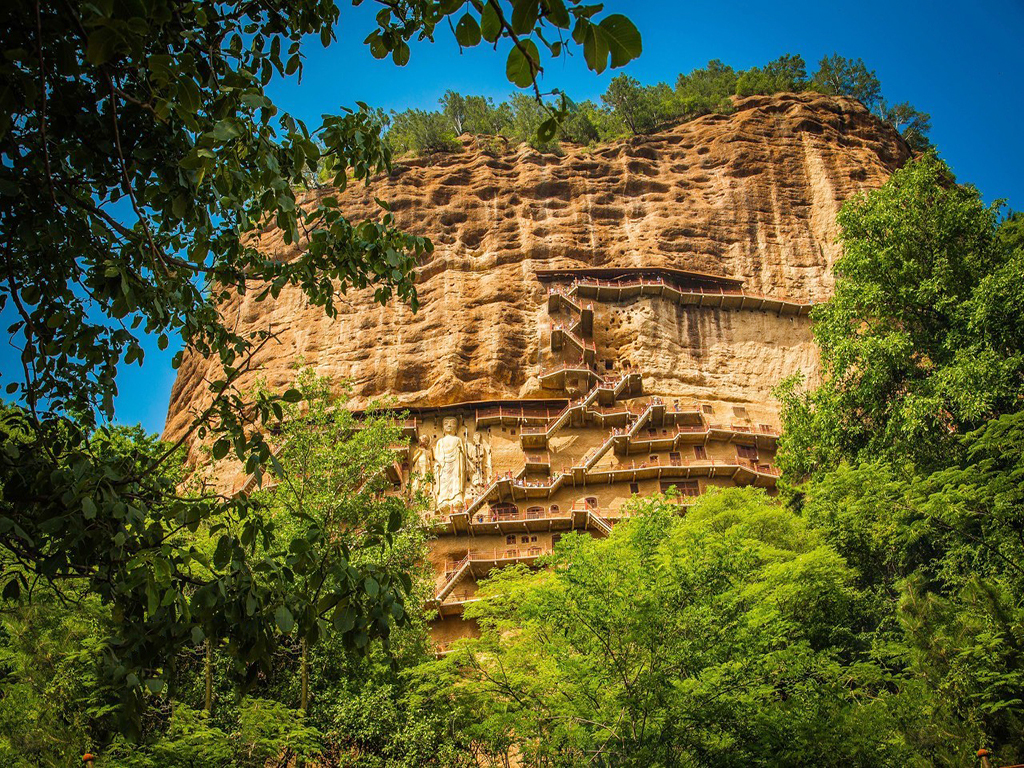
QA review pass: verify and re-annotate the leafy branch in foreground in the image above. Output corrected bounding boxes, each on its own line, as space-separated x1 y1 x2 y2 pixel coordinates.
0 0 640 723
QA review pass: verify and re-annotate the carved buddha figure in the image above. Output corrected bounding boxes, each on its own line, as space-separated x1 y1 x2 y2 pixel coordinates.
409 435 432 499
467 431 492 494
433 417 467 512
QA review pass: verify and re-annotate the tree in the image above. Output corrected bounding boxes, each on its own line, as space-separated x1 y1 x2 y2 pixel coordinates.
811 54 882 112
251 369 429 712
442 489 903 766
778 158 1024 763
776 156 1018 478
600 74 667 135
438 91 512 139
736 53 808 96
881 101 933 152
388 108 460 155
674 58 738 115
0 0 641 721
557 99 605 144
439 90 470 134
508 92 563 150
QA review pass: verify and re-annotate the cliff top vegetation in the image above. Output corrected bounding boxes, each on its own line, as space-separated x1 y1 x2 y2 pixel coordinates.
383 53 932 157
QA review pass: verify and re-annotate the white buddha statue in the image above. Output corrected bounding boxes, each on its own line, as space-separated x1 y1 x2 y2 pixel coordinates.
433 417 467 512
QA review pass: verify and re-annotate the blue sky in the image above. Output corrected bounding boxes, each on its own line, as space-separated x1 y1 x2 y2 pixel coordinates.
4 0 1022 435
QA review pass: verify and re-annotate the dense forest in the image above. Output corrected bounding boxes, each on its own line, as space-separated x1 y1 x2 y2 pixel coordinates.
4 160 1022 766
383 54 933 156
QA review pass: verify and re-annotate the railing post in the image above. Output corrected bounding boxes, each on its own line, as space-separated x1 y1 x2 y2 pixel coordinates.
978 749 991 768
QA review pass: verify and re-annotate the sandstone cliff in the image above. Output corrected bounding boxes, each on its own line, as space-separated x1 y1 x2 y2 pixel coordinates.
164 92 909 447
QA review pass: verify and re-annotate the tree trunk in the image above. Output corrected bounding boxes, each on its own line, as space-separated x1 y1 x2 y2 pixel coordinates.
300 638 309 712
204 639 213 712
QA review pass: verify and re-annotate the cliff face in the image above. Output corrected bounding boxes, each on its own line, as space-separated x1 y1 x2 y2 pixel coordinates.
164 92 908 446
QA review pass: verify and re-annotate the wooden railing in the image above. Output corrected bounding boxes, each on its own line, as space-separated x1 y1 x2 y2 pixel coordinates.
571 277 813 311
475 405 562 422
449 547 550 565
469 507 570 523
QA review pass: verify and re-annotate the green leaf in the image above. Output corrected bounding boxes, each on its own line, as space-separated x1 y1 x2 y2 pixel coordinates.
388 509 402 532
178 78 201 115
544 0 571 28
86 27 119 66
275 605 295 634
392 41 410 67
364 576 379 597
211 439 230 460
510 0 540 35
212 119 241 141
480 3 501 42
332 605 356 633
282 388 303 403
583 24 609 75
538 117 558 142
506 40 541 88
366 32 388 59
455 13 481 47
598 14 642 68
82 497 97 520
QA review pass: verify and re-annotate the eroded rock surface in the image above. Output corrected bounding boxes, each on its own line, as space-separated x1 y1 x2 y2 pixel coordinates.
164 92 908 448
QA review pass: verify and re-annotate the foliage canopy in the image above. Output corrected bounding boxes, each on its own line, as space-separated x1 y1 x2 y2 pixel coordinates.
384 53 932 155
0 0 640 723
778 156 1024 763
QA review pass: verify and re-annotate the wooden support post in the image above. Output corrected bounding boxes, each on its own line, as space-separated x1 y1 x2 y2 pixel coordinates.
978 749 992 768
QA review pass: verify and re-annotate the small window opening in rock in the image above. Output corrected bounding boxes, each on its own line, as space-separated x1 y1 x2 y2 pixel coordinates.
732 406 748 418
694 445 707 460
630 482 640 495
